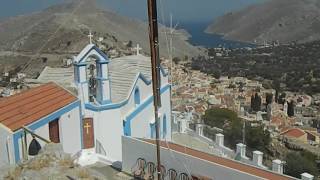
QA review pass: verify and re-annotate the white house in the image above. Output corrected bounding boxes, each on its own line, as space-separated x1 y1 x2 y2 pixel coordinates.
0 82 82 165
73 44 172 164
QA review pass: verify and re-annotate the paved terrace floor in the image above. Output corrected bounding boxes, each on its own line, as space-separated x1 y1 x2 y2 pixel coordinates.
172 133 220 156
87 162 132 180
142 139 295 180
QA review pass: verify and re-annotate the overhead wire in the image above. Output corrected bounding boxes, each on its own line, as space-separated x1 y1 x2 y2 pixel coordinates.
157 0 193 177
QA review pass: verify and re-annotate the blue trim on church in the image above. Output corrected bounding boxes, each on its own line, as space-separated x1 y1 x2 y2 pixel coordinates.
12 100 81 163
122 84 170 136
79 102 84 149
85 73 155 111
150 123 156 139
74 63 87 67
160 66 168 77
86 84 170 112
95 76 108 81
138 73 152 85
163 114 167 138
78 45 109 64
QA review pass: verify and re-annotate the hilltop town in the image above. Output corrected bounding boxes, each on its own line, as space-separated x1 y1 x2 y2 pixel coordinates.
163 42 320 178
0 1 320 180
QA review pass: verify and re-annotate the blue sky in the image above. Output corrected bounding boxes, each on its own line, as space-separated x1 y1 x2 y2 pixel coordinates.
0 0 266 23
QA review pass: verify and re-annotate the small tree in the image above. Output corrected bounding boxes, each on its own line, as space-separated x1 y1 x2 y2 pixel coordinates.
278 93 286 105
173 57 181 65
266 93 273 105
245 125 271 152
285 151 318 178
251 93 262 112
275 90 279 103
126 40 133 48
251 95 255 110
287 101 295 117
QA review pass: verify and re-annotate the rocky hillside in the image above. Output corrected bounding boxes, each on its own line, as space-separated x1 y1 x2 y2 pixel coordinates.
0 144 107 180
0 0 202 58
206 0 320 44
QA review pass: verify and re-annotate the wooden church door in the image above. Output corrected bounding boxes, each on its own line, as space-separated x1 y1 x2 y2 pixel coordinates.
83 118 94 149
49 119 60 143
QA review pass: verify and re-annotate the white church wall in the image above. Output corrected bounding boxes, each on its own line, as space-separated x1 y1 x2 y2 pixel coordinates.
160 68 169 87
159 86 172 141
34 124 49 147
59 106 82 155
130 100 155 139
120 69 171 140
14 103 81 163
137 79 152 101
78 83 89 108
87 76 171 163
122 137 274 180
0 126 14 165
129 82 171 141
120 78 151 117
120 68 169 119
92 108 123 162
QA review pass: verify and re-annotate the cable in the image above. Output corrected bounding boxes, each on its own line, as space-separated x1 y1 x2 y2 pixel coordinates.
156 0 194 178
158 0 171 60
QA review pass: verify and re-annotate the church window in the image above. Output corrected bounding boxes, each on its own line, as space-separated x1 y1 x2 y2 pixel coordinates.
163 115 167 138
134 88 140 106
150 123 156 139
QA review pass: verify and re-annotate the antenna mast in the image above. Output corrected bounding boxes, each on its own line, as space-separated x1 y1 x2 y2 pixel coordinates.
147 0 162 179
242 121 246 144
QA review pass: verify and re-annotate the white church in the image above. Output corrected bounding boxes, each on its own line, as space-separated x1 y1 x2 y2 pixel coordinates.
0 42 172 166
74 43 172 164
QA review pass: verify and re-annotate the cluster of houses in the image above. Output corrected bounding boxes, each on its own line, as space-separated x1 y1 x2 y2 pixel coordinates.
168 59 320 148
0 41 318 179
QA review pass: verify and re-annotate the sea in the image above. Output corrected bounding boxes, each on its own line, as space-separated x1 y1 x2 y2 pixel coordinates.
181 22 255 48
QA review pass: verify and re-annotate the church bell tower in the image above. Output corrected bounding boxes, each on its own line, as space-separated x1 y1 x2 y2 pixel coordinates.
74 31 112 106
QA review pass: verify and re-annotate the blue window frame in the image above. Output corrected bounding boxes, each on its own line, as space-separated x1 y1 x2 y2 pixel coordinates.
134 88 140 106
150 123 156 139
163 115 167 138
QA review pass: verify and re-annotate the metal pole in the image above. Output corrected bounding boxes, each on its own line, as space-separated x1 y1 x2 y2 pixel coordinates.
22 126 51 144
20 134 25 161
24 131 28 160
242 121 246 144
147 0 162 179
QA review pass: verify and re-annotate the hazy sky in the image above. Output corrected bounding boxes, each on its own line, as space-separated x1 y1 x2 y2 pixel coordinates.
0 0 65 18
0 0 266 23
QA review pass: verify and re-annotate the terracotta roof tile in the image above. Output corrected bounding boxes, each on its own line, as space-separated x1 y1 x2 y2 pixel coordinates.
281 128 306 138
0 82 77 131
142 139 293 180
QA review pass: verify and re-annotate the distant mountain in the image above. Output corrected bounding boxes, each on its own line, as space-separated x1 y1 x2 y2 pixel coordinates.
206 0 320 44
0 0 202 58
